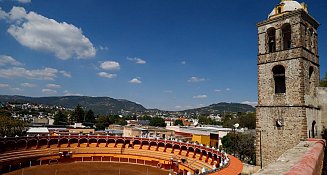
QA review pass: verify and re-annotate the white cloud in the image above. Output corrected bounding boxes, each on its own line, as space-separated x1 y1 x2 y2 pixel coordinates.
129 77 142 84
16 0 31 3
214 89 221 92
21 82 36 87
59 70 71 78
7 6 27 21
164 90 173 93
241 101 258 107
11 87 22 91
63 90 82 96
47 83 61 88
3 7 96 59
97 72 117 79
197 104 205 107
127 57 146 64
42 88 57 94
0 83 9 88
0 67 58 80
100 61 120 70
98 45 109 51
0 8 8 20
226 88 231 91
193 95 207 99
181 61 186 65
0 55 23 66
187 76 205 83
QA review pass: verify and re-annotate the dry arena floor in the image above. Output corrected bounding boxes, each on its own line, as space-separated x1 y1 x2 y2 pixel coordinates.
5 162 170 175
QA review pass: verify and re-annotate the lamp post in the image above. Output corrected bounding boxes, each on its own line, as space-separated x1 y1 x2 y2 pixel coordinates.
233 123 239 157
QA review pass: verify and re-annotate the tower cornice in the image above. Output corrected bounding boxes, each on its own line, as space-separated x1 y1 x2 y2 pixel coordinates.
257 9 319 29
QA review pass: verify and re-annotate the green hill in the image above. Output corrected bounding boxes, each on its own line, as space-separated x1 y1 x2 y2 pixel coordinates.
0 95 255 115
0 95 146 114
182 102 255 115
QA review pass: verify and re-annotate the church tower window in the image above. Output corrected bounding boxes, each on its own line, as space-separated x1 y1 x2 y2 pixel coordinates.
273 65 286 94
267 28 276 53
309 66 314 84
282 24 292 50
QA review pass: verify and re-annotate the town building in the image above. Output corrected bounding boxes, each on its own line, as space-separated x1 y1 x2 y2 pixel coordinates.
167 125 238 148
26 127 49 136
123 126 175 139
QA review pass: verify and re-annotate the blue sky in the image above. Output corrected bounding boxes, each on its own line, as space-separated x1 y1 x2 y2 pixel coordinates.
0 0 326 111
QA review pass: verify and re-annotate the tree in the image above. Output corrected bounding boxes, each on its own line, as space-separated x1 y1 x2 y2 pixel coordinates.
0 109 11 117
139 115 152 120
239 112 256 129
237 134 256 164
53 111 68 125
0 114 26 137
221 132 256 165
221 133 234 153
123 115 136 120
221 112 256 129
71 105 85 123
174 119 184 126
198 116 221 125
95 116 111 130
221 114 238 128
84 109 95 127
321 72 327 87
115 118 128 126
149 117 166 127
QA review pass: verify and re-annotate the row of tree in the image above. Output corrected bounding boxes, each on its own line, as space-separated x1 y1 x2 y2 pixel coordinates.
0 109 26 137
94 115 167 130
139 116 166 127
198 112 256 129
198 116 221 125
95 115 129 130
53 105 95 127
53 105 168 130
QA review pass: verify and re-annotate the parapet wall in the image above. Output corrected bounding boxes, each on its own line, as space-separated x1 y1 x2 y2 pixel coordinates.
318 87 327 128
255 139 325 175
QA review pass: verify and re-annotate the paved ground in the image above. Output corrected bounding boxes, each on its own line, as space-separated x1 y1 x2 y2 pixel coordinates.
5 162 170 175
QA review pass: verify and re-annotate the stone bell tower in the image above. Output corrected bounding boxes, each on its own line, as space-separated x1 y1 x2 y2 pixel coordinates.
255 0 320 167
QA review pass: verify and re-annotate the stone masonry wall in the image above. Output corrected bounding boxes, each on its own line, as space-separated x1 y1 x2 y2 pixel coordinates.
258 59 304 106
318 87 327 128
256 107 307 167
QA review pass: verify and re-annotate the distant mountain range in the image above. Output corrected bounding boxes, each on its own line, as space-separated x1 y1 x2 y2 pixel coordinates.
0 95 146 114
0 95 255 115
181 102 255 115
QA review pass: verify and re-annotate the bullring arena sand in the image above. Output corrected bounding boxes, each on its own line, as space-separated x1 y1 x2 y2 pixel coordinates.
5 162 170 175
